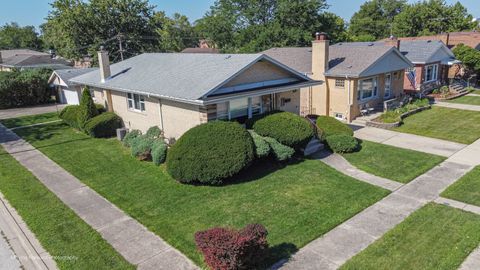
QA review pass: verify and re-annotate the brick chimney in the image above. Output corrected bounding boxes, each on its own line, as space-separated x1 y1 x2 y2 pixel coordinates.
312 32 329 80
385 35 400 49
98 46 111 83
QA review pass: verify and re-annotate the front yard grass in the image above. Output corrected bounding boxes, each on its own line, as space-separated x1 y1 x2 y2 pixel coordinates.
14 122 389 267
0 112 59 128
442 166 480 206
0 147 133 270
340 203 480 270
341 140 445 183
393 107 480 144
446 95 480 106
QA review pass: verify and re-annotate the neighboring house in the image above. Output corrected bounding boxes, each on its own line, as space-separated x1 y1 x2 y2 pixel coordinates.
388 32 480 51
0 49 72 71
263 33 413 122
48 68 98 105
381 39 459 92
69 49 321 139
181 39 219 54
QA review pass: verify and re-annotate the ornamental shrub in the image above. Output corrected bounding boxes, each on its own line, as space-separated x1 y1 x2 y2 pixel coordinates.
131 135 155 160
0 69 52 109
122 129 142 147
253 111 313 149
316 116 353 141
325 134 359 153
244 110 281 129
166 121 254 184
263 137 295 161
77 87 98 129
95 103 106 113
248 131 270 158
146 126 163 139
151 141 167 166
195 224 268 270
84 112 122 138
59 105 81 129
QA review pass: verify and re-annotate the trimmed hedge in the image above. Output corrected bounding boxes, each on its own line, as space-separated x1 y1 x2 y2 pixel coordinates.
84 112 122 138
131 135 155 160
166 121 255 184
146 126 163 139
264 137 295 161
244 110 281 129
195 224 268 270
316 116 353 141
325 134 358 153
253 111 313 149
59 105 81 129
0 69 52 109
122 129 142 147
248 131 271 158
151 141 167 166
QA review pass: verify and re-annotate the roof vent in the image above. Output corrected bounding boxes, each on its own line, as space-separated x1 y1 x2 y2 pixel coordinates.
225 55 232 60
368 43 374 46
427 40 432 43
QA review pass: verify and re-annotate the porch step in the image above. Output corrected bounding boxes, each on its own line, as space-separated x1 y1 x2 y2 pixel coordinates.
304 138 324 156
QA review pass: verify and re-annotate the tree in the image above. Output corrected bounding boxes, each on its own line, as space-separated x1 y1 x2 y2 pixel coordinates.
453 44 480 75
152 12 197 52
78 87 99 128
0 22 42 49
195 0 347 53
349 0 407 41
392 0 476 37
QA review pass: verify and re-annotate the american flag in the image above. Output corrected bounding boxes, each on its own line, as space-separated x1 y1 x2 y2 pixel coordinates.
407 69 416 89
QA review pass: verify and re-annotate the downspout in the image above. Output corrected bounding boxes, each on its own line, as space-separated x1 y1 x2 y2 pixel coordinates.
158 99 164 132
346 75 351 122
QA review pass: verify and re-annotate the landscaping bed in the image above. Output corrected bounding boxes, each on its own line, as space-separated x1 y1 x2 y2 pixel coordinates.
341 203 480 270
367 99 430 129
14 121 389 267
341 140 445 183
393 107 480 144
0 147 133 270
442 166 480 207
427 85 469 101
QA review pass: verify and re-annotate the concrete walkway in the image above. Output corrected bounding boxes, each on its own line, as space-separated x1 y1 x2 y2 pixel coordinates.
435 101 480 112
354 126 467 157
0 230 21 270
460 247 480 270
0 125 198 270
467 93 480 97
0 104 65 120
0 192 57 270
312 151 403 191
435 197 480 216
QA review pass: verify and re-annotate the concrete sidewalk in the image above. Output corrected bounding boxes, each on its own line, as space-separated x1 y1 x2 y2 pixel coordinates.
354 126 467 157
0 124 198 270
0 230 21 270
435 102 480 112
0 104 65 120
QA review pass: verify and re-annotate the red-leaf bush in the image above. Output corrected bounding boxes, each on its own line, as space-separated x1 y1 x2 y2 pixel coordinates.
195 224 269 270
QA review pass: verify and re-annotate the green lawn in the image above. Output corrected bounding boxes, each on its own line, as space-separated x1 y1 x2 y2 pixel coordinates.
0 112 60 128
341 203 480 270
469 89 480 95
342 140 445 183
447 95 480 106
14 122 389 267
394 107 480 144
0 147 133 270
442 166 480 206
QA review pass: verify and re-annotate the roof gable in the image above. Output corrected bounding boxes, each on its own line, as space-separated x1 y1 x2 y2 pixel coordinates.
398 40 454 63
361 48 413 77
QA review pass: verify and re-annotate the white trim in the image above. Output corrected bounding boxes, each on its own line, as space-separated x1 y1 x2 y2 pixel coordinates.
424 64 439 83
127 92 146 112
213 78 299 96
357 76 379 102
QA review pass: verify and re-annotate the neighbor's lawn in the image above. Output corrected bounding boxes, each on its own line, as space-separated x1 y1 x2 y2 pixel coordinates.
0 112 60 128
394 107 480 144
342 140 445 183
446 95 480 106
14 122 389 267
442 166 480 207
469 89 480 95
341 203 480 270
0 147 133 270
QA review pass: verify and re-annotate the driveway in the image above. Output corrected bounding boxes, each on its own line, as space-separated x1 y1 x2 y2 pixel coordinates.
0 104 65 120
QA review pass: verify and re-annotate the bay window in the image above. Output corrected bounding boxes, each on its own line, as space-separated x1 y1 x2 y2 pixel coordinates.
127 93 145 112
424 64 438 82
357 77 378 101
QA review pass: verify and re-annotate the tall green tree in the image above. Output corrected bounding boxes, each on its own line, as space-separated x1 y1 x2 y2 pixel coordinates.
152 12 197 52
349 0 407 41
392 0 476 37
0 22 42 49
78 87 99 129
453 44 480 75
195 0 347 53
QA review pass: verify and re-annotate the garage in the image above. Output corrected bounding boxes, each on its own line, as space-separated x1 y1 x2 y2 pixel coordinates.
60 87 80 105
48 67 97 104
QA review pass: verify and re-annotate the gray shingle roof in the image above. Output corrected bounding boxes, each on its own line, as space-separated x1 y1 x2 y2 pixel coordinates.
0 49 49 58
395 40 455 63
1 49 72 69
71 53 307 102
263 42 404 77
53 68 98 87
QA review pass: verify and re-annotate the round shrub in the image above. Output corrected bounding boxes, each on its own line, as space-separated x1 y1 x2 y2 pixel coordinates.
59 105 81 129
263 137 295 161
152 141 167 166
253 112 313 149
131 135 155 160
166 121 254 184
325 134 358 153
122 129 142 147
146 126 163 139
316 116 353 141
84 112 122 138
248 131 271 158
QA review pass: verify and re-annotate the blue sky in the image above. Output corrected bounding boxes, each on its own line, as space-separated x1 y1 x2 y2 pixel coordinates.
1 0 479 31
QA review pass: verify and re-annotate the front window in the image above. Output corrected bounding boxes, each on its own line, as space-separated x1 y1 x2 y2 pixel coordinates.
357 77 378 101
127 93 145 112
384 73 392 98
425 64 438 82
229 98 249 119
